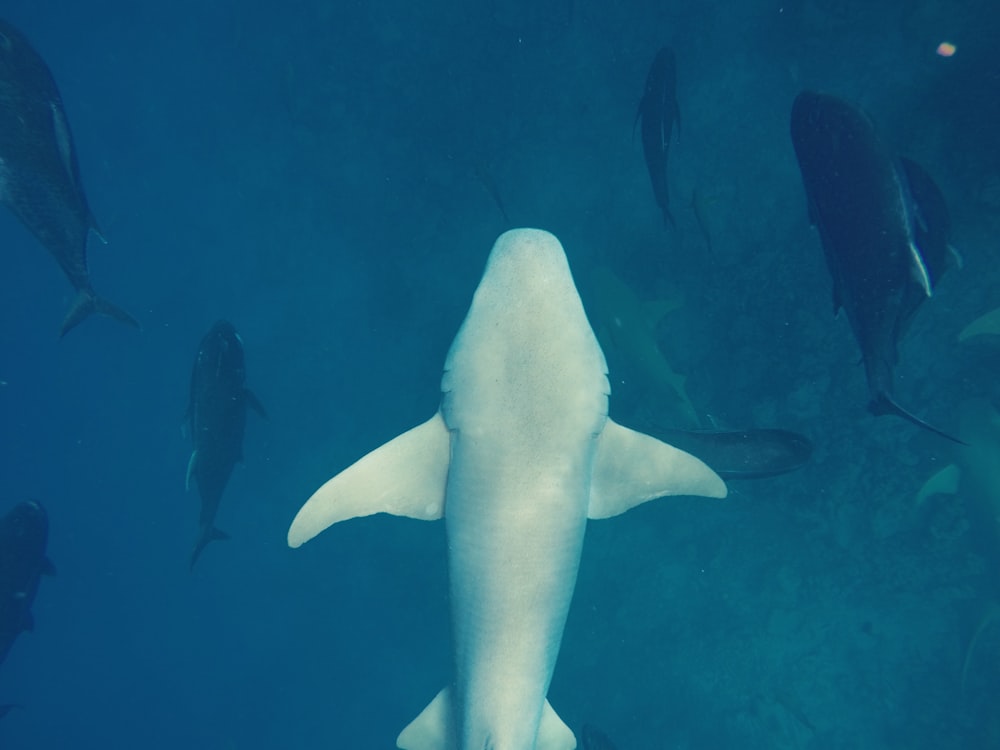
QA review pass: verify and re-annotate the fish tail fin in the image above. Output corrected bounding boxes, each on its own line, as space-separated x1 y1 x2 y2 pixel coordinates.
869 391 966 445
189 527 230 570
60 290 141 337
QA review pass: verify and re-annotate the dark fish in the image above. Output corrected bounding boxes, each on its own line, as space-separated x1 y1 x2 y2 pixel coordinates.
186 321 265 569
0 19 138 336
0 500 54 669
581 724 618 750
636 46 681 227
0 703 23 718
790 90 962 444
652 427 813 480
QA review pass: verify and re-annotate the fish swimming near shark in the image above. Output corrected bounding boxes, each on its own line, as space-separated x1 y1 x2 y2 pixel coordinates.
186 320 265 569
647 426 813 480
580 724 618 750
636 46 681 227
790 90 962 443
288 228 727 750
0 19 138 336
0 500 54 670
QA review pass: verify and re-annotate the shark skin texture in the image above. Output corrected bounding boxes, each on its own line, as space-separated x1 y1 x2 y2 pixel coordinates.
288 228 727 750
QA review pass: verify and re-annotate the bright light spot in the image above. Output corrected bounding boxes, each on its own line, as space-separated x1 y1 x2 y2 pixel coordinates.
936 41 957 57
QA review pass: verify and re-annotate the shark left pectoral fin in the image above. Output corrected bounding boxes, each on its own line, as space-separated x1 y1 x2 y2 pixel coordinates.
588 418 727 519
287 413 450 548
396 687 575 750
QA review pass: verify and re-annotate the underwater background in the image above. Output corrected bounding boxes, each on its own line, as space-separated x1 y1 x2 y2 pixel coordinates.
1 0 999 747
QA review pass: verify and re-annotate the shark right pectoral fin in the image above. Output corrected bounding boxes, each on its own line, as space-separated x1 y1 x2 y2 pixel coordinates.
287 413 450 548
396 687 575 750
588 418 727 519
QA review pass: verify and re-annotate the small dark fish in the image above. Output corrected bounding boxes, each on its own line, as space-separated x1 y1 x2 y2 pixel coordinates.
0 19 138 336
186 321 266 569
790 90 962 444
650 427 813 480
636 46 681 227
0 500 54 668
0 703 23 718
581 724 618 750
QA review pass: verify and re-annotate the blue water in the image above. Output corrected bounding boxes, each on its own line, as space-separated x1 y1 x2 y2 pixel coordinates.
2 0 999 747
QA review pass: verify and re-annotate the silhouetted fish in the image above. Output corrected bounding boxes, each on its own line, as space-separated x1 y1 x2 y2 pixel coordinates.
0 500 54 668
790 90 962 443
651 427 813 480
0 19 138 336
636 47 680 227
0 703 22 719
581 724 618 750
186 321 265 569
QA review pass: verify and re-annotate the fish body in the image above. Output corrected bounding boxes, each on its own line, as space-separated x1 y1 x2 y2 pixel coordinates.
651 427 813 480
0 19 137 335
790 90 959 442
580 724 618 750
0 500 53 668
186 320 264 569
637 47 680 227
288 229 726 750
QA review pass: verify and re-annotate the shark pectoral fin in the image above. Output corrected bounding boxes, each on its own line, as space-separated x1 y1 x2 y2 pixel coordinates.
589 418 727 519
915 464 961 506
396 686 455 750
537 699 576 750
186 451 198 491
959 307 1000 341
288 412 450 548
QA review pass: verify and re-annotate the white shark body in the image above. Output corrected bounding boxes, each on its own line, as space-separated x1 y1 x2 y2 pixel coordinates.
288 228 727 750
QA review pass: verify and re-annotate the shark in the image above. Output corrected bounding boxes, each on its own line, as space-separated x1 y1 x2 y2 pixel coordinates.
288 228 727 750
587 266 700 428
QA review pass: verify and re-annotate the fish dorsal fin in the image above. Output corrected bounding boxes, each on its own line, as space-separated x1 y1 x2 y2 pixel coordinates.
589 418 726 519
288 413 450 548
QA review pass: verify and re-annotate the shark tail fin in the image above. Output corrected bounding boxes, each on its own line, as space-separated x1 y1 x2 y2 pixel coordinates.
395 687 576 750
869 392 966 445
60 289 141 337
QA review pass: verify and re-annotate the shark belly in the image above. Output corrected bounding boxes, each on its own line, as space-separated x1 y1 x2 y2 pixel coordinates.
446 436 592 750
